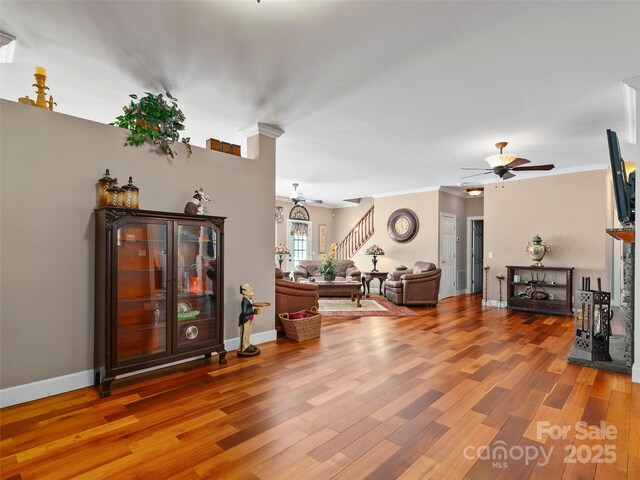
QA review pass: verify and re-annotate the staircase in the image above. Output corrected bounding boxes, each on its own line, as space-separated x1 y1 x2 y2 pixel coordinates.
336 206 374 260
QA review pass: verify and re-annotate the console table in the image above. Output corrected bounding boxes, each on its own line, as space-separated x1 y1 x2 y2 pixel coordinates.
507 266 573 316
363 271 389 297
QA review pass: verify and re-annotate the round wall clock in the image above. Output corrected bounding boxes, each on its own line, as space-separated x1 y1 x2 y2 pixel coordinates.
387 208 419 243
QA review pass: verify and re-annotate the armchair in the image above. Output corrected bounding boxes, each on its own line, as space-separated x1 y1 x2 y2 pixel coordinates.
275 268 319 334
384 261 441 306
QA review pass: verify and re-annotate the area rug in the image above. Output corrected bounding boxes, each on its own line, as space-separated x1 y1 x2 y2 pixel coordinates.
318 296 417 317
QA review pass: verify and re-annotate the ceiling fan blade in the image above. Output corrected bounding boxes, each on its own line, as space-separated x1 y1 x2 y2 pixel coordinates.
507 157 530 168
502 172 516 180
305 199 324 204
512 164 555 171
460 167 492 171
461 171 494 179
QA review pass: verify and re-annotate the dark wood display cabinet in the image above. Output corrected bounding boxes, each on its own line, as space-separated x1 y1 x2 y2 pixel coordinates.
507 266 573 316
94 207 226 397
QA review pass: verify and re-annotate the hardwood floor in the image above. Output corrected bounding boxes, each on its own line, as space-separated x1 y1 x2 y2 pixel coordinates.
1 294 638 479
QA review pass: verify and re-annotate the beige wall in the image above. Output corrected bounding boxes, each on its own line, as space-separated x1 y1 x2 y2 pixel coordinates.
466 197 484 217
484 169 610 303
275 201 334 268
332 197 375 246
0 100 276 389
333 191 440 275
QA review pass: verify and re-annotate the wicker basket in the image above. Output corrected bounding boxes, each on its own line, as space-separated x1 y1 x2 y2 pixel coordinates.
278 306 322 342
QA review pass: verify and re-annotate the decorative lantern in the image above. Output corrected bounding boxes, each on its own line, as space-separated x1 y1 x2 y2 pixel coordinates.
97 169 114 207
121 176 139 209
525 234 550 267
106 178 124 207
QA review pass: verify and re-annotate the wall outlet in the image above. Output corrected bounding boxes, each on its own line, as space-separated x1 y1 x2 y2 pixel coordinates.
489 252 494 259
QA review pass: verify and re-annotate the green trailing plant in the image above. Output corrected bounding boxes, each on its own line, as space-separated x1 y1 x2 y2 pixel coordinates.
112 92 191 158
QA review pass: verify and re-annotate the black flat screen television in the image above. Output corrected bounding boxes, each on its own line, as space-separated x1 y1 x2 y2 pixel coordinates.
607 129 635 225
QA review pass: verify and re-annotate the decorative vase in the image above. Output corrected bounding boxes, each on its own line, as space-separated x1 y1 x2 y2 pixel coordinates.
97 169 114 207
121 176 139 209
525 235 550 267
323 273 336 282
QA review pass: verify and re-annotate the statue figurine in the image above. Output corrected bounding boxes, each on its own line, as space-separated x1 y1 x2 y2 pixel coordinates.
184 187 211 215
238 283 261 357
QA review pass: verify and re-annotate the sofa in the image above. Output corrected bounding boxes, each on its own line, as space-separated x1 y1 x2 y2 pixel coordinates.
384 261 441 306
275 268 319 334
293 259 361 282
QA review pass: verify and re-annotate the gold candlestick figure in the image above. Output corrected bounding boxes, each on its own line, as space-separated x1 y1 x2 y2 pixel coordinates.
33 70 49 109
22 66 55 111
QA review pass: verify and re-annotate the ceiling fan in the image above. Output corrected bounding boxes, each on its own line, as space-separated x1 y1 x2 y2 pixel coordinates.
289 183 323 205
461 142 555 180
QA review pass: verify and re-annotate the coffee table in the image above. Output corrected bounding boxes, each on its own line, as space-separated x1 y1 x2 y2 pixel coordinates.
299 279 363 298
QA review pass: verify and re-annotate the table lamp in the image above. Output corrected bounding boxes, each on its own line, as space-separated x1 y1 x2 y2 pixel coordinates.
364 244 385 272
275 244 290 270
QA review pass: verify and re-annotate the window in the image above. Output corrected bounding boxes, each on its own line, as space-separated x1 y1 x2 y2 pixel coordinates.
287 220 312 269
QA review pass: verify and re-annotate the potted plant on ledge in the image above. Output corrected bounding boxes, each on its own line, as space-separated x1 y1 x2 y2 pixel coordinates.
112 92 191 158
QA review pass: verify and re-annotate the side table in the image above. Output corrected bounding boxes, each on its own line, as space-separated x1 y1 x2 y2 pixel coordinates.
363 271 389 297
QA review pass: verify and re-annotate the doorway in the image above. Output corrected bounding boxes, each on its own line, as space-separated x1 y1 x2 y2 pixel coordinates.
439 213 456 298
467 217 484 294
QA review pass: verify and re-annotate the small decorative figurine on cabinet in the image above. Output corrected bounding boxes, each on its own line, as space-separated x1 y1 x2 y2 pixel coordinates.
184 187 211 215
238 283 270 357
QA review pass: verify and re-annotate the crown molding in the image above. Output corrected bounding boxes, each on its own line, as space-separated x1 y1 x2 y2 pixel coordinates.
439 186 469 199
373 185 441 199
240 122 284 139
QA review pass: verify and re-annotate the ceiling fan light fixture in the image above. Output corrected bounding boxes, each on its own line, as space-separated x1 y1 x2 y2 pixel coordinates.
484 141 519 169
484 153 518 168
465 187 484 197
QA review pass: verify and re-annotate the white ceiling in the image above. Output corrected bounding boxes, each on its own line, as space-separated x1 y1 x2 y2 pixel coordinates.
1 1 639 207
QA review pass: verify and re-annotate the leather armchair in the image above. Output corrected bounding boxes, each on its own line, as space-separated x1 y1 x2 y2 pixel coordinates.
275 268 319 334
384 261 441 306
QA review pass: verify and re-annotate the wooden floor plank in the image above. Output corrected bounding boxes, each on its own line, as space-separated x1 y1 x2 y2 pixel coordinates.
0 294 635 479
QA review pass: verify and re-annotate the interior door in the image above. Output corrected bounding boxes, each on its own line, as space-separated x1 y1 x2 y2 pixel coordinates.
471 220 484 294
439 213 456 298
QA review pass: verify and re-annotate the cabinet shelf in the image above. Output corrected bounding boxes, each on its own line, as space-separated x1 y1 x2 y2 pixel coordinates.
119 268 164 273
117 296 166 303
120 239 167 243
510 282 566 288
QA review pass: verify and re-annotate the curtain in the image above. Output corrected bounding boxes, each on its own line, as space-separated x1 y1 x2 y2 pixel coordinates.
291 222 309 237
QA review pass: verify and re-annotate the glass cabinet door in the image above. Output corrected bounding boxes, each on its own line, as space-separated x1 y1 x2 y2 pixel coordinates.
115 222 169 363
176 223 218 349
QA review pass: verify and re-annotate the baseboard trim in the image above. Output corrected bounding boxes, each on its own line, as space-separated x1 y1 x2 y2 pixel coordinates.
482 299 507 308
224 329 278 352
0 369 94 408
633 364 640 384
0 329 278 408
